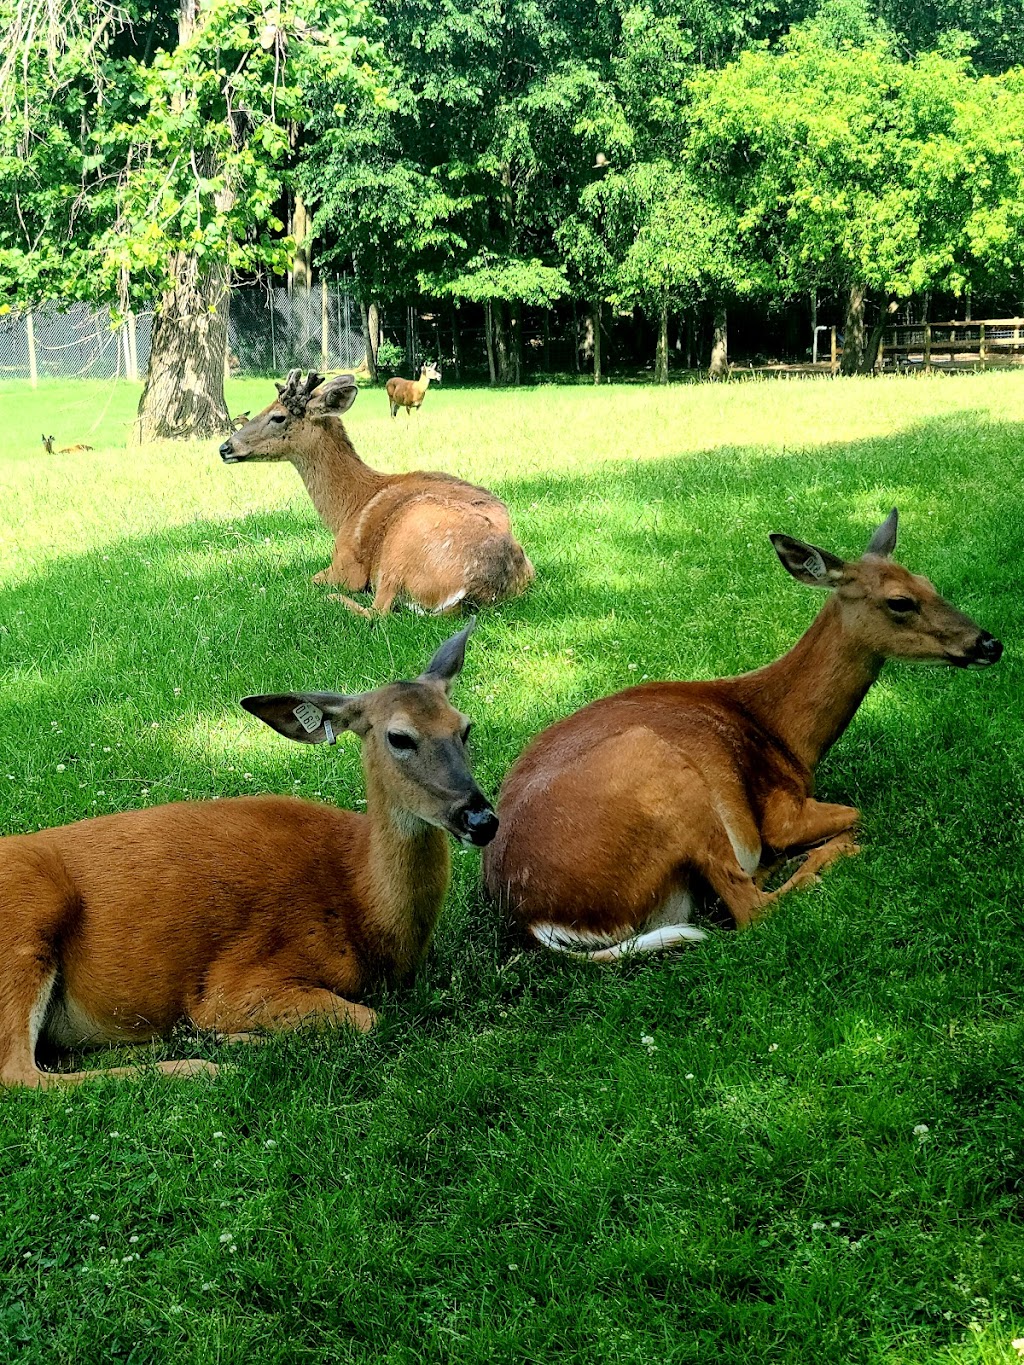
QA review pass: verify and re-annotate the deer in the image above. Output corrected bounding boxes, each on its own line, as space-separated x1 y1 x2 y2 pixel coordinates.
386 361 441 417
483 511 1003 961
42 435 94 453
0 623 497 1089
219 369 534 618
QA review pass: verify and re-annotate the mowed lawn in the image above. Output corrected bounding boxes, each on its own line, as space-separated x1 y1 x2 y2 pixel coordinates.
1 371 1023 1364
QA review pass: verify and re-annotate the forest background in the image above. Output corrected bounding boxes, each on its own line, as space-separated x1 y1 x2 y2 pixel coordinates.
3 0 1024 434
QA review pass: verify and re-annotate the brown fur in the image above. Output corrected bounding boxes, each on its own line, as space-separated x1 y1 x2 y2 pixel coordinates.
220 370 534 618
0 626 496 1087
483 512 1002 955
386 362 441 417
42 436 93 454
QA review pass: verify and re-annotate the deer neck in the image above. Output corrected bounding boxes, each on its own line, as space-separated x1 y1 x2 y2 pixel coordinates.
290 427 386 535
731 595 885 773
361 766 451 978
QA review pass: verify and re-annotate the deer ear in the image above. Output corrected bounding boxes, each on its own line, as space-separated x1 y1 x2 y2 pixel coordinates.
864 507 898 558
419 619 475 694
306 374 359 416
769 534 847 588
240 692 363 744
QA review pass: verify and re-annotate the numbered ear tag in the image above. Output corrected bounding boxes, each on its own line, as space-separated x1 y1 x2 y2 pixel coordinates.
802 553 827 581
292 701 324 734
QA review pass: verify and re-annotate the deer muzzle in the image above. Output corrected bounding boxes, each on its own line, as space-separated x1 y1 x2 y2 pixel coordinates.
451 796 499 847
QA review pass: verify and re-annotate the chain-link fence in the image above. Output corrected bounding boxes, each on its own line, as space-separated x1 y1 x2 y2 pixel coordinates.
0 284 365 382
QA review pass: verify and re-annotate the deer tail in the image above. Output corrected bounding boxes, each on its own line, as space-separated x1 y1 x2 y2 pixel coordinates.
529 922 707 961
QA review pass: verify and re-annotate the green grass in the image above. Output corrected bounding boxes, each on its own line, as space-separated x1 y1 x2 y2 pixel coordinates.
1 371 1023 1364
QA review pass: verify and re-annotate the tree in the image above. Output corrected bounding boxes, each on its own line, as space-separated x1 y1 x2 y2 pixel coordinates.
687 0 1024 373
0 0 371 438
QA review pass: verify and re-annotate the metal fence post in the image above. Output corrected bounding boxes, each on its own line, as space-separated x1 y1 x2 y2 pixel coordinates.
26 312 38 387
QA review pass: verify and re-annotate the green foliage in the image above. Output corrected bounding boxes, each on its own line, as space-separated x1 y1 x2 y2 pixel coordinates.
687 1 1024 303
0 0 374 309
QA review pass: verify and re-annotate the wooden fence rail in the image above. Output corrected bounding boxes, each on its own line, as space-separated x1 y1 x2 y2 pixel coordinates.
879 319 1024 372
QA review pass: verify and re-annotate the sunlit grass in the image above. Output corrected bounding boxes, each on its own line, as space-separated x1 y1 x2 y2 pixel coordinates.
0 371 1023 1363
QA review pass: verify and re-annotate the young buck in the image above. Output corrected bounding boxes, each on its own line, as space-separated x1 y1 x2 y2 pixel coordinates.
0 624 497 1089
220 369 534 618
483 511 1002 960
42 435 94 454
387 361 441 417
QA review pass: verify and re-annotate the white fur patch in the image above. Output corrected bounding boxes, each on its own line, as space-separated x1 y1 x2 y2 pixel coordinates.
28 970 57 1051
434 588 467 614
530 921 707 962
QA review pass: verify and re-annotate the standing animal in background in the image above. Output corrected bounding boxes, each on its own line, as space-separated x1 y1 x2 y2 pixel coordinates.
0 624 497 1089
41 435 94 454
484 511 1002 960
387 362 441 417
220 369 534 618
231 411 251 430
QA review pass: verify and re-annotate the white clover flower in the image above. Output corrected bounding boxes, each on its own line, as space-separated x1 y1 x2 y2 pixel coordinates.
264 1139 277 1149
913 1124 929 1137
811 1222 825 1231
219 1232 232 1244
685 1073 695 1081
88 1214 100 1223
56 764 66 773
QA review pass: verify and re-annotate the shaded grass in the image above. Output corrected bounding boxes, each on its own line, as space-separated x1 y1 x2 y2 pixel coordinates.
0 372 1023 1363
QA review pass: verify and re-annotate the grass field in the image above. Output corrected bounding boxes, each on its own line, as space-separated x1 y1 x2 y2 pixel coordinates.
1 371 1023 1364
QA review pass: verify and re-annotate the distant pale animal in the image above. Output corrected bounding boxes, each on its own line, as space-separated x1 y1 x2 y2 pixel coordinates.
42 435 94 454
387 362 441 417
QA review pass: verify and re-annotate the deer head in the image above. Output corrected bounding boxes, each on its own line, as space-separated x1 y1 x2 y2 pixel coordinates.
422 362 442 383
240 622 498 846
219 371 358 463
41 435 54 454
770 509 1003 668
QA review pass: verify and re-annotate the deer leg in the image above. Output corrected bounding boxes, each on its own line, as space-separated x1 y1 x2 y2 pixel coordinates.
761 795 860 853
193 983 377 1037
312 542 367 589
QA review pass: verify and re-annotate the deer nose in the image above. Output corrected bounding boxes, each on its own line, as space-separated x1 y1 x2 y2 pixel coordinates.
219 439 237 460
975 633 1003 664
455 802 499 846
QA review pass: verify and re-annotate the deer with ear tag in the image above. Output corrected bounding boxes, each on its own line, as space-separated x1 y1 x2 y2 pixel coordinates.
219 369 533 617
483 510 1002 960
0 624 495 1088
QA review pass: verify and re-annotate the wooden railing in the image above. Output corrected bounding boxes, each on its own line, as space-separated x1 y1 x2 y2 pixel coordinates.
879 319 1024 371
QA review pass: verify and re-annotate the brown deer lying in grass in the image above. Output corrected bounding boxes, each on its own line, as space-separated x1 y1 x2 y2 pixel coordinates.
220 369 534 618
387 361 441 417
0 624 497 1088
484 511 1002 960
42 435 94 453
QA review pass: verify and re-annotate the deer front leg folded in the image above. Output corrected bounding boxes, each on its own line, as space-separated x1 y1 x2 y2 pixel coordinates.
312 540 368 589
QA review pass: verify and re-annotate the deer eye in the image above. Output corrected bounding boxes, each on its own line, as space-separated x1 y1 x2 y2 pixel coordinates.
269 412 287 424
387 731 417 753
886 596 918 614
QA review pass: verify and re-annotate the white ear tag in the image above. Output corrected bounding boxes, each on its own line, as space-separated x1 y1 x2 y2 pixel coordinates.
802 552 827 581
292 701 324 734
323 719 336 745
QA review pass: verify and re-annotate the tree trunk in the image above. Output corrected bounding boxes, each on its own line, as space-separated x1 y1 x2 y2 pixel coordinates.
134 0 232 441
708 305 728 379
450 302 461 381
289 193 313 293
840 282 867 375
543 310 551 373
593 300 602 385
134 252 231 441
509 300 522 385
655 299 669 384
358 301 378 383
863 297 897 375
484 300 497 385
494 301 511 384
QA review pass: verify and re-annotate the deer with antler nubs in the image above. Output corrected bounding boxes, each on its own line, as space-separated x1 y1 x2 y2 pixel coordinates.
0 625 497 1088
386 362 441 417
483 511 1002 960
220 370 534 618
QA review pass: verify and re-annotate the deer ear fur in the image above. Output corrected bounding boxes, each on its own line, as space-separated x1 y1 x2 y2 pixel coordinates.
419 619 475 694
306 374 358 416
769 534 847 588
864 507 898 558
240 692 363 744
